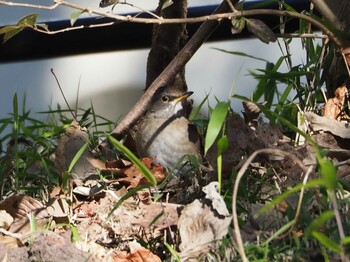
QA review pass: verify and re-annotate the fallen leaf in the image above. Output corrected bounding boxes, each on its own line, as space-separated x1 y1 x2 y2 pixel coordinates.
323 85 349 121
112 246 161 262
117 158 166 189
0 195 50 233
55 120 97 182
178 182 231 259
0 210 13 230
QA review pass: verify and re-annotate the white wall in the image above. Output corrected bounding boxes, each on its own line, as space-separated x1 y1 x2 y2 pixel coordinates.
0 38 304 121
0 1 306 136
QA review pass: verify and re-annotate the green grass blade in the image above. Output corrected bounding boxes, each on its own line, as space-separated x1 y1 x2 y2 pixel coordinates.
189 93 209 121
107 184 149 219
108 136 157 186
164 242 181 261
312 231 342 254
305 210 334 237
68 142 89 173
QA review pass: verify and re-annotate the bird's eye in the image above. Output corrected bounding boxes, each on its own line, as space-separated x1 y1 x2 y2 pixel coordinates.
161 95 170 102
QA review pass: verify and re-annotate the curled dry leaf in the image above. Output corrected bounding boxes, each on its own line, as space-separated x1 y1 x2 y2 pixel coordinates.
242 100 262 125
306 112 350 139
323 85 349 121
246 18 277 44
178 182 231 260
0 195 50 233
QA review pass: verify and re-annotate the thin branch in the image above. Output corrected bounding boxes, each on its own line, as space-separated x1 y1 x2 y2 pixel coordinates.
120 2 161 20
0 1 58 9
232 148 307 262
0 0 344 46
276 165 313 240
33 22 115 35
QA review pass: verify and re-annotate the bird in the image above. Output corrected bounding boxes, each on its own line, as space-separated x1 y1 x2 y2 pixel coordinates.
135 89 203 176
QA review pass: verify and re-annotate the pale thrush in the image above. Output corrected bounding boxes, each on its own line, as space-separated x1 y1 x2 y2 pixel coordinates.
135 90 202 176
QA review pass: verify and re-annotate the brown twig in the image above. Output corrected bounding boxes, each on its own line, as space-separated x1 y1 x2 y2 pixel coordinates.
232 148 307 262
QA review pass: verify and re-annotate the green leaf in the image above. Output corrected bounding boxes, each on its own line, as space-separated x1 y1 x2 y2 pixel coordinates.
212 48 268 63
217 135 229 153
189 93 209 121
164 242 181 261
70 225 80 243
0 26 24 43
36 23 48 30
17 13 38 26
252 62 274 102
68 142 89 173
70 10 85 26
0 26 20 35
264 220 295 246
305 211 334 237
107 184 149 219
231 18 246 34
108 136 157 186
257 179 325 215
342 237 350 245
318 159 337 190
204 101 229 155
162 0 173 9
246 18 277 44
274 83 293 115
312 231 342 254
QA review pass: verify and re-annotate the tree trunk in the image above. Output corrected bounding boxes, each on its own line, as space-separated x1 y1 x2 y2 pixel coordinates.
146 0 188 94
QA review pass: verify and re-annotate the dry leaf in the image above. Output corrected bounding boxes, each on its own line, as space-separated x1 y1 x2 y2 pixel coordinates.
0 210 13 230
46 197 69 219
117 158 166 189
87 157 130 174
246 18 277 44
0 195 50 233
55 120 97 182
323 85 349 121
178 182 231 259
306 112 350 139
112 246 161 262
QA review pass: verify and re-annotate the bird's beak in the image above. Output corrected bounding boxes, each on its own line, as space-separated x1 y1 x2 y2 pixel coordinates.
174 91 193 102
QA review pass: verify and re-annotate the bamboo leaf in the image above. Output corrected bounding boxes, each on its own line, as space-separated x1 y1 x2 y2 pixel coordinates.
108 136 157 186
204 101 229 155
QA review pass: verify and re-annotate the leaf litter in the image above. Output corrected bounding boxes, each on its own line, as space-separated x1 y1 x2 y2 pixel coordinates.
1 85 350 260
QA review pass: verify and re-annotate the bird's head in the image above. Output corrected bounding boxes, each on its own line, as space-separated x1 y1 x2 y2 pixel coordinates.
150 90 193 118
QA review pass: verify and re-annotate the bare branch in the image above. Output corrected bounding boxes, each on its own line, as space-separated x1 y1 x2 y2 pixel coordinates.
0 0 344 46
0 0 58 9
